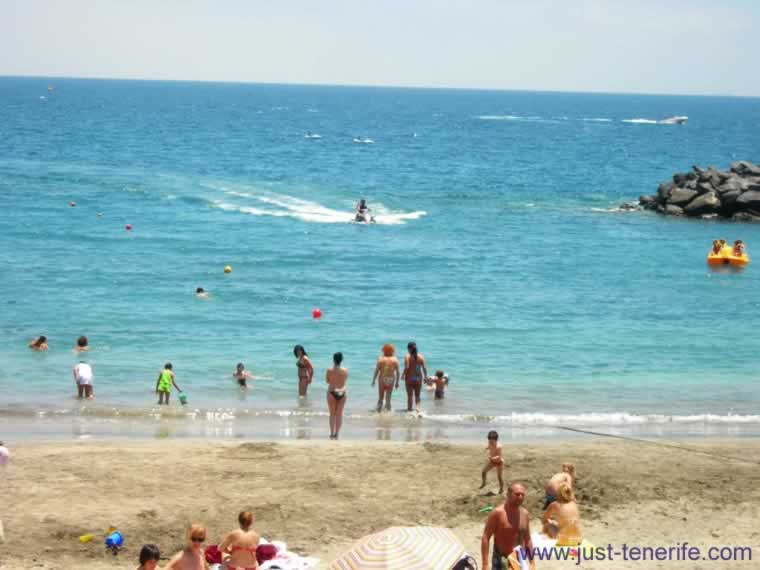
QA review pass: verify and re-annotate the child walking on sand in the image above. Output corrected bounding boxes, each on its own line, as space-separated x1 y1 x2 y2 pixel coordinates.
480 430 504 493
156 363 182 405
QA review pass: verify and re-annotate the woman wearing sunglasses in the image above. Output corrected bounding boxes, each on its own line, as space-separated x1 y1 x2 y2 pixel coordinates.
165 523 207 569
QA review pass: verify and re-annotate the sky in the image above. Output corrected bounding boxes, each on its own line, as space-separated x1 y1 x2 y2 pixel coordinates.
1 0 759 96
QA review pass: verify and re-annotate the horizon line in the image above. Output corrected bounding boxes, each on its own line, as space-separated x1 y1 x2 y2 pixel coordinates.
2 72 759 100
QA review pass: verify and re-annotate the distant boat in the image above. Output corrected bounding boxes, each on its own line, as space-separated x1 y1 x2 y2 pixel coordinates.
304 132 322 139
352 137 375 144
660 116 688 125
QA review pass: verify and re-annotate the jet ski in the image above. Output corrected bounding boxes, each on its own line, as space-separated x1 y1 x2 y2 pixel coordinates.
660 116 688 125
354 210 375 223
304 132 322 139
352 137 375 144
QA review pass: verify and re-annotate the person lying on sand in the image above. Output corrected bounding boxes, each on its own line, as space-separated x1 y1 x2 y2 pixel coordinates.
480 430 504 494
542 481 582 546
544 463 575 509
165 523 208 570
218 511 260 570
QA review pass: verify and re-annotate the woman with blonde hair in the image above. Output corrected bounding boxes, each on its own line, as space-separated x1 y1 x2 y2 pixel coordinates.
219 511 260 570
542 482 582 546
371 344 399 412
165 523 208 569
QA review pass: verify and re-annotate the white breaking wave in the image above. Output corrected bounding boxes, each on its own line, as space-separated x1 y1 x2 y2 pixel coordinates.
582 117 613 123
213 188 426 225
476 115 540 121
622 118 660 124
426 412 760 427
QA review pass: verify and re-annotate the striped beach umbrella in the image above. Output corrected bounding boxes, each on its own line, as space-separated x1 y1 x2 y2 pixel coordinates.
330 526 466 570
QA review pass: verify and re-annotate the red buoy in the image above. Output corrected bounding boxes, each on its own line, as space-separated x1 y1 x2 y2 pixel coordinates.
312 308 322 320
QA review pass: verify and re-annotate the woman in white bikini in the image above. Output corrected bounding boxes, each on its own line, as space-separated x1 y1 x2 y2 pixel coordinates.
326 352 348 439
371 344 399 412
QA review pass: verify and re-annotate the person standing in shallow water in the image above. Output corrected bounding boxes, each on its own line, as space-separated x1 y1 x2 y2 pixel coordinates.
293 345 314 397
326 352 348 439
372 343 400 412
402 341 427 412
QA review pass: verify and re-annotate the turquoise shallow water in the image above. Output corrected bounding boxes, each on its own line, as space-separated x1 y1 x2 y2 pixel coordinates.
1 77 760 439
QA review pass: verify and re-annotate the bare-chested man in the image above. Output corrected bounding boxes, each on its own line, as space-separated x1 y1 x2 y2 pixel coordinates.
544 463 575 509
481 483 535 570
165 523 208 570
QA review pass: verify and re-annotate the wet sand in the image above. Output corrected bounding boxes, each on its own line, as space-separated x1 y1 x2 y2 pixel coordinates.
1 438 759 569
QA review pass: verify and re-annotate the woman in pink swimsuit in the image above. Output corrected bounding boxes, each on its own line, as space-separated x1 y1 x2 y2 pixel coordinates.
219 511 260 570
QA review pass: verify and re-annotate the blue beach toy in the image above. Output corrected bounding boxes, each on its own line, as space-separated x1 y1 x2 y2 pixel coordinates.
105 530 123 551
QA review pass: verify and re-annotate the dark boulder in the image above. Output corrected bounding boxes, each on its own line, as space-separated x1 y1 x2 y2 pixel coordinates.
684 192 721 215
685 179 697 190
665 204 684 216
731 161 760 176
732 211 760 222
736 190 760 210
667 188 698 206
673 173 688 185
639 195 657 205
657 182 675 201
697 181 714 194
716 177 744 193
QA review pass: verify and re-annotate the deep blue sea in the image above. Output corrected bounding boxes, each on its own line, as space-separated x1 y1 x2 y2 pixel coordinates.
1 77 759 440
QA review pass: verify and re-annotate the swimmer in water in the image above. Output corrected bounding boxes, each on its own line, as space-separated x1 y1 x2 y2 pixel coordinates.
733 240 747 256
232 362 254 389
74 335 89 354
427 369 449 400
195 287 209 299
29 335 48 351
711 240 722 255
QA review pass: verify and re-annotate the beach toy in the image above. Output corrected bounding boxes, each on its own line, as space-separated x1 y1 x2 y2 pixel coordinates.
79 534 95 543
707 250 749 267
478 505 494 514
125 224 133 231
224 265 232 273
179 393 188 405
312 308 322 319
105 530 123 549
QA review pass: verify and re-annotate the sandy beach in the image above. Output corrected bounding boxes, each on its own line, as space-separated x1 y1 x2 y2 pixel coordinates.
2 437 759 569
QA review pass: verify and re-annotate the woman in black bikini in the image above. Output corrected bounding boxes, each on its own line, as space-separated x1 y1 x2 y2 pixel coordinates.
293 345 314 397
326 352 348 439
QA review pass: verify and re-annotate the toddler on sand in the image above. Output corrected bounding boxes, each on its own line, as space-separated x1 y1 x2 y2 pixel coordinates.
480 430 504 493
